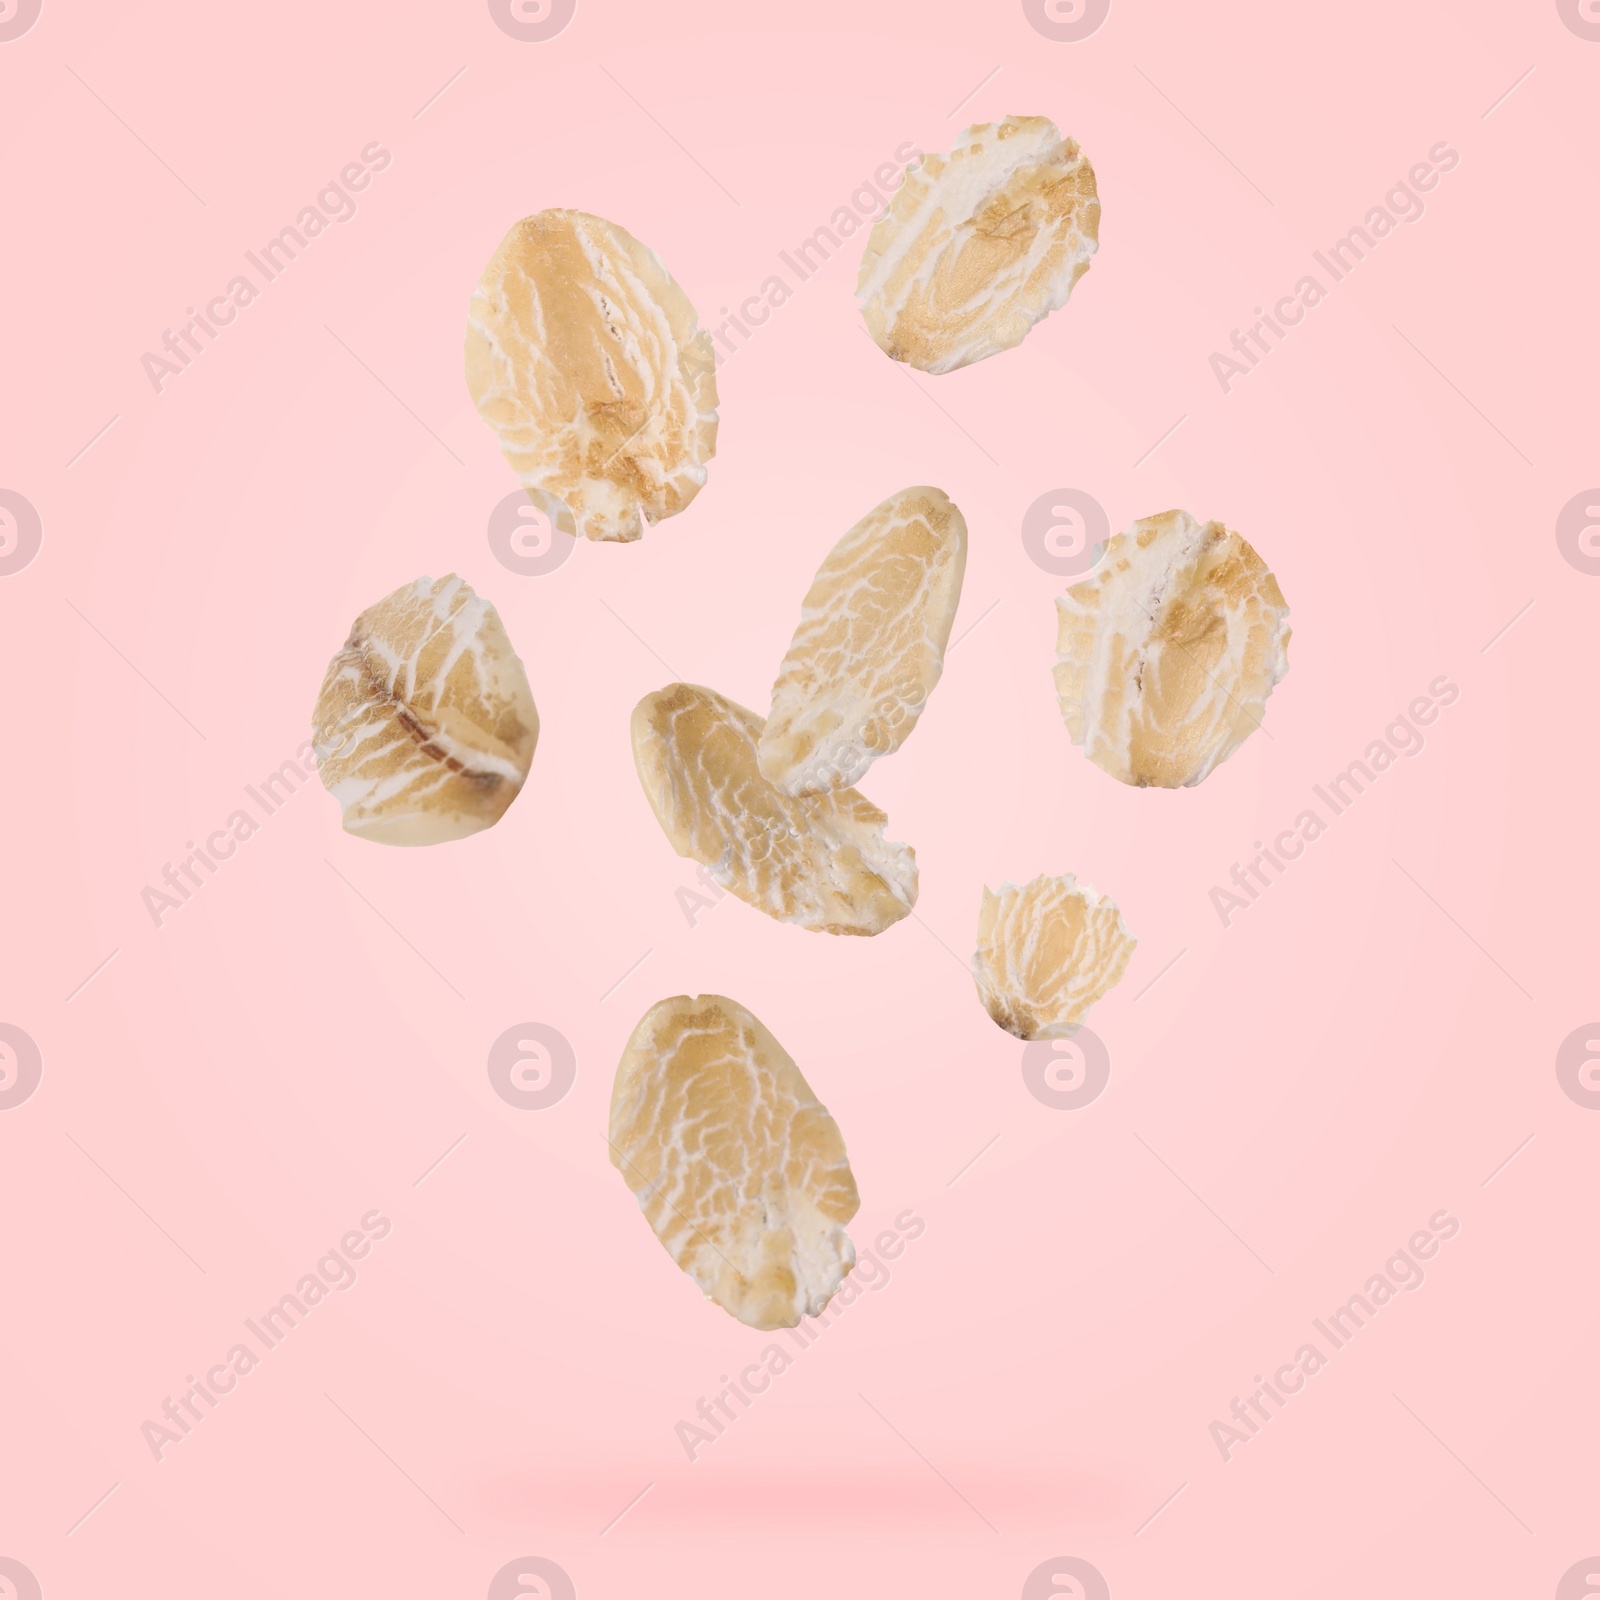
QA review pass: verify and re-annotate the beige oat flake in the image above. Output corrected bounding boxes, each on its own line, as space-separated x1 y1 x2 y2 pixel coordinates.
1054 510 1291 788
758 486 968 796
858 116 1099 374
465 209 718 542
631 682 917 936
312 574 537 846
972 874 1137 1040
609 993 860 1330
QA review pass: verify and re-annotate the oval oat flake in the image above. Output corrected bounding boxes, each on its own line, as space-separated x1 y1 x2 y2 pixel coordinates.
631 682 918 936
609 992 860 1331
312 574 538 846
858 116 1099 374
758 486 968 797
465 209 719 543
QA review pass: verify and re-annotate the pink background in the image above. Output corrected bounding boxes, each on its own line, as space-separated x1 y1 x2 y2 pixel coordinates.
2 1 1597 1595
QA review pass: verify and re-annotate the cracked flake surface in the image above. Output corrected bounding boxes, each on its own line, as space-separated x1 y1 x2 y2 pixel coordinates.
1054 510 1291 788
631 682 917 936
312 574 537 846
972 874 1137 1040
609 993 859 1330
858 116 1099 374
465 209 718 542
758 486 967 796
